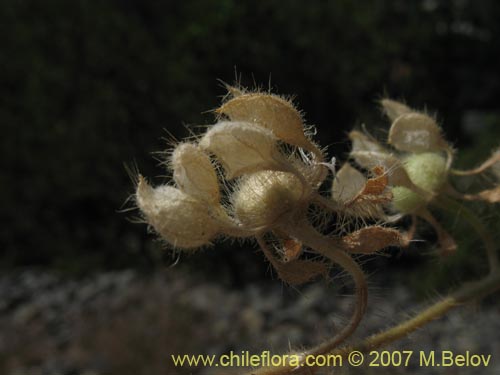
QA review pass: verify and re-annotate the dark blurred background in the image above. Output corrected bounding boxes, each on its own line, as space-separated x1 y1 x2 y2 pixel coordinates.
2 0 500 280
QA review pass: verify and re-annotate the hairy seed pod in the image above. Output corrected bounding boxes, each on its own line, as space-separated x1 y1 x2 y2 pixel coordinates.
217 93 316 151
171 143 220 203
199 121 280 179
136 177 219 249
388 113 447 153
232 171 305 228
392 152 447 213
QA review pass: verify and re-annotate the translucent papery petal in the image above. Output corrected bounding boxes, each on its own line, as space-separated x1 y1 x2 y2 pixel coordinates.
199 121 281 179
349 130 388 154
388 113 448 152
380 99 412 122
332 163 366 203
171 143 220 203
217 93 317 152
136 176 219 249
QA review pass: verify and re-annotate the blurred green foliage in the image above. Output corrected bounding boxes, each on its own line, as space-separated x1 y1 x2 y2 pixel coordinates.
2 0 500 275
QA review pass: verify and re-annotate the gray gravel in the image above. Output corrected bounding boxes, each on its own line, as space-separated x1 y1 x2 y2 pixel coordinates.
0 269 498 375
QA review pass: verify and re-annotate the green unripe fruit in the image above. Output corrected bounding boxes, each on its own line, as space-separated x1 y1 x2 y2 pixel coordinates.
392 152 447 214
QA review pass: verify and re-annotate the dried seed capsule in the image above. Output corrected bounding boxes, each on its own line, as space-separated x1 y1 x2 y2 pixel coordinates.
171 143 220 204
232 170 305 228
136 176 219 249
199 121 280 179
388 113 447 153
217 93 316 152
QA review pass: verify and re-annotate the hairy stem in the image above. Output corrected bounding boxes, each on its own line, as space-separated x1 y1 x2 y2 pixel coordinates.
289 221 367 356
433 195 498 273
243 270 500 375
330 270 500 357
244 221 367 375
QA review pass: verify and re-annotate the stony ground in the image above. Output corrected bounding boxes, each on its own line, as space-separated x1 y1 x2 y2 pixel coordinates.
0 269 498 375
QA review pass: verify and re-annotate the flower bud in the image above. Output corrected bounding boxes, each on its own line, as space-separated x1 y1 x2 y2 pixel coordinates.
217 93 316 151
171 143 220 203
199 121 280 179
388 113 447 153
136 176 219 249
232 171 305 228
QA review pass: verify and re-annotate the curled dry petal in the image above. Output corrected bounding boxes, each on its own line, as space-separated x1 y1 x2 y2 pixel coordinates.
380 99 412 122
199 121 280 179
217 93 318 153
171 143 220 203
388 113 448 153
338 226 407 254
136 176 219 249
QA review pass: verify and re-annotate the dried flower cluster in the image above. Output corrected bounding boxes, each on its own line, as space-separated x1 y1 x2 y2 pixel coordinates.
134 86 500 373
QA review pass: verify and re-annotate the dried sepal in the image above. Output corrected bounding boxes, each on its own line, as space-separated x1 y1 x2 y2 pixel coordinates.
380 99 412 122
217 93 317 152
258 237 328 286
357 166 388 196
199 121 281 179
344 167 392 216
171 143 220 203
388 113 448 153
136 176 219 249
419 209 457 255
282 238 303 262
338 226 408 254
